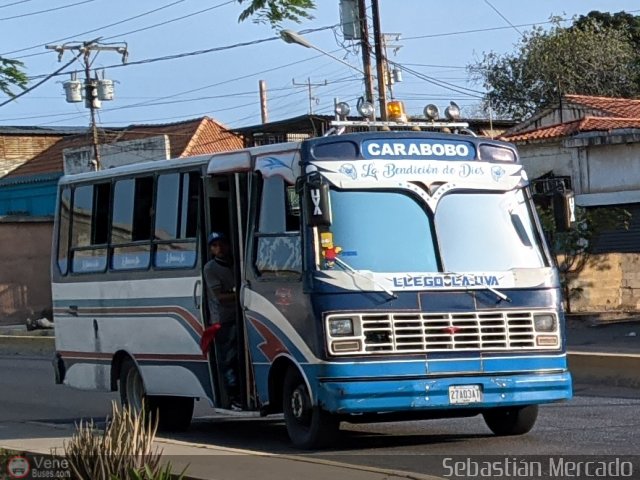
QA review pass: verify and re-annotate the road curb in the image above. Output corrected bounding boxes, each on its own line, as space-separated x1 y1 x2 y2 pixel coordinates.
0 335 55 357
568 351 640 388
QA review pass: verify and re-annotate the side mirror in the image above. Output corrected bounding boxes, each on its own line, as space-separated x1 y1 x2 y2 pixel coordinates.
303 173 332 226
553 190 575 232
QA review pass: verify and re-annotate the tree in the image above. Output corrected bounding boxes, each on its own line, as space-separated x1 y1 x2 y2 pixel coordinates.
469 17 640 120
237 0 315 28
573 10 640 51
0 57 27 98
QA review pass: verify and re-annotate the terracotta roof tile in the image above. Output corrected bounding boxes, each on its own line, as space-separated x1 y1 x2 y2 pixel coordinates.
501 116 640 142
182 117 243 156
564 94 640 118
5 117 241 178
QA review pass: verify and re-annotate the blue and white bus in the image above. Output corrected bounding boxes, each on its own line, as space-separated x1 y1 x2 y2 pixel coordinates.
52 114 572 448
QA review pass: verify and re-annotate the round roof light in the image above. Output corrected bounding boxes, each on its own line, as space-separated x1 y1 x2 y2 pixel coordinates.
335 102 351 117
424 104 439 120
445 101 461 120
357 101 375 119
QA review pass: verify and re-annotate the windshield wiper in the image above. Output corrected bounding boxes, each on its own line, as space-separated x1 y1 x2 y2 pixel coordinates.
485 285 511 303
333 257 398 300
442 272 512 304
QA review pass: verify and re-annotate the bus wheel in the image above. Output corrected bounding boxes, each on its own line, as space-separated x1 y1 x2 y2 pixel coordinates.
482 405 538 436
282 366 339 449
119 359 194 432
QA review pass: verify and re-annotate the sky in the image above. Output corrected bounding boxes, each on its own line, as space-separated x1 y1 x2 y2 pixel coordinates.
0 0 639 131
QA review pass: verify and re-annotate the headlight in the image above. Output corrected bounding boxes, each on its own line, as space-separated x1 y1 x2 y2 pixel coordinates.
329 318 354 336
534 314 556 332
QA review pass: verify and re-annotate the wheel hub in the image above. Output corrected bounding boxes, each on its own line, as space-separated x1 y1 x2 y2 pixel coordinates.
291 387 307 419
126 368 145 411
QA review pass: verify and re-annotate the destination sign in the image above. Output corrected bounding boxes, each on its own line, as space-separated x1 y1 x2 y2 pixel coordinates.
362 139 476 161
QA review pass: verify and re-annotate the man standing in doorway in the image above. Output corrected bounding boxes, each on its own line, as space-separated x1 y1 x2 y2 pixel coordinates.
203 232 239 407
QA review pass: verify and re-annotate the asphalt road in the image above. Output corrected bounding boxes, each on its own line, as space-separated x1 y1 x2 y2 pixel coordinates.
1 354 640 478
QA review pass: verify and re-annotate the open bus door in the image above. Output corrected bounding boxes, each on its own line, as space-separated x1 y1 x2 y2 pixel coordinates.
202 173 252 410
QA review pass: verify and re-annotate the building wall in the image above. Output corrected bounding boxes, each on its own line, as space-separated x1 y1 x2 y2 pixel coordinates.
0 135 61 176
517 142 575 181
583 142 640 194
0 220 52 325
0 179 59 216
516 140 640 313
567 252 640 312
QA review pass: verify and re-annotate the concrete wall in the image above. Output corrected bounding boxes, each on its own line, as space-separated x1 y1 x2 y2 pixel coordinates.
518 142 575 180
567 253 640 312
583 143 640 194
0 220 52 324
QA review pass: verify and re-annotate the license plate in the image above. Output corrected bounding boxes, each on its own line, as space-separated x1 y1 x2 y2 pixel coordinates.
449 385 482 404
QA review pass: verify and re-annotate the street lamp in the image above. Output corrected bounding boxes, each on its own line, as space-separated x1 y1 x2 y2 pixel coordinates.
280 29 376 118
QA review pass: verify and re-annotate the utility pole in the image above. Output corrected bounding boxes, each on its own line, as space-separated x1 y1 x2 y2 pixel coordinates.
259 80 269 123
382 33 403 100
370 0 388 120
357 0 376 114
46 40 128 171
292 77 327 115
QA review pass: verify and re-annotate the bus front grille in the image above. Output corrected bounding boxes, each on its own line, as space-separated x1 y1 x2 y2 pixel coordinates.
327 311 559 355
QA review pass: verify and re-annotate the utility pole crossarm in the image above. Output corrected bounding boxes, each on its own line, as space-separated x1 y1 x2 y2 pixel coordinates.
45 40 129 171
293 77 327 115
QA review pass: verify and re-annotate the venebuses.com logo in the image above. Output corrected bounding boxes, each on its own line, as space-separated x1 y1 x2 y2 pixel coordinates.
4 454 71 479
6 456 30 479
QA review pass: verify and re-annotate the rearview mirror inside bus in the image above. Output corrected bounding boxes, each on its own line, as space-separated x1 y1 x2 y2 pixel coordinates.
304 176 332 227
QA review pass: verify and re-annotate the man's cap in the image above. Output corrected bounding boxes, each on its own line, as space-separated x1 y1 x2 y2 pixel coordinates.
208 232 226 245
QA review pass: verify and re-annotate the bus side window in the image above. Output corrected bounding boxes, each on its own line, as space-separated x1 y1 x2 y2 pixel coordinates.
254 175 301 278
70 182 111 274
111 176 153 271
57 187 71 275
154 171 199 269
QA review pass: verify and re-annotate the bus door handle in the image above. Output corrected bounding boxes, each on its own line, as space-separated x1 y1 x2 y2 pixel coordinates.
68 305 78 317
193 280 202 310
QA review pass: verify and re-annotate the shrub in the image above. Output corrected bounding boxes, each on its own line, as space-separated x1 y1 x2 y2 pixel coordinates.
64 402 187 480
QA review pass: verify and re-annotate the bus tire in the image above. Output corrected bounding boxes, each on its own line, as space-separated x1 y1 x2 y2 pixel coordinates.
282 366 339 449
482 404 538 436
119 359 193 432
147 396 194 432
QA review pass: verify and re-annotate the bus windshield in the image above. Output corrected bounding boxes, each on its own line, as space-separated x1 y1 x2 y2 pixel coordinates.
436 189 546 271
324 188 545 274
327 189 438 273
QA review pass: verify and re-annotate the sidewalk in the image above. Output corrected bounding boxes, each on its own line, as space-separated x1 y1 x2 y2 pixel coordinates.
0 420 440 480
565 317 640 388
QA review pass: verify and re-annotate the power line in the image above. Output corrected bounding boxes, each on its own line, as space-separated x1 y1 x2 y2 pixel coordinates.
58 30 339 112
93 90 299 126
0 0 37 10
0 0 97 21
403 18 565 41
0 51 82 107
394 63 484 99
483 0 524 37
100 0 235 42
6 42 340 125
27 25 336 81
2 0 187 57
402 62 466 70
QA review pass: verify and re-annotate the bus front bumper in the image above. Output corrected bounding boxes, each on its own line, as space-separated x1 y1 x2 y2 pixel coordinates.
316 371 572 414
